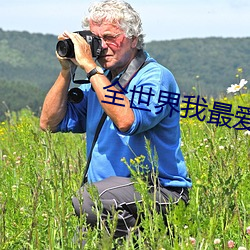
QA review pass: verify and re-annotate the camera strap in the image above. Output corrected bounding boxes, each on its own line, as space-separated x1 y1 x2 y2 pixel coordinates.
81 50 150 186
115 49 148 91
81 111 107 186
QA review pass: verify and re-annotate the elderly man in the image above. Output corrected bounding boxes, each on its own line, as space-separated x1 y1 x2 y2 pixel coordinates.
40 0 192 241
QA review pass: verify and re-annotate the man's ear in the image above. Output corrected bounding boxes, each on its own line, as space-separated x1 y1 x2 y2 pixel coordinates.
131 36 139 48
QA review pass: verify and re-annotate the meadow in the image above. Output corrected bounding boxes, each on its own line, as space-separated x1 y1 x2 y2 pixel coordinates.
0 86 249 249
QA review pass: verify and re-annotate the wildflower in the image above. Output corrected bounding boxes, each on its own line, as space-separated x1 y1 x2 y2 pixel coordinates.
135 157 141 164
227 79 248 93
246 226 250 235
238 247 246 250
130 159 135 165
214 238 221 244
12 185 17 192
237 67 243 73
189 237 196 246
228 240 235 248
42 213 48 221
243 130 250 136
196 179 202 185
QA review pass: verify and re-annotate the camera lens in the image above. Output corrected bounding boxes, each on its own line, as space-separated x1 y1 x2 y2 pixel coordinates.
68 88 84 103
56 39 74 58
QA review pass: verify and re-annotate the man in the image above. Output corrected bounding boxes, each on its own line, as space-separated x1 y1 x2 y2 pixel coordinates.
40 0 192 241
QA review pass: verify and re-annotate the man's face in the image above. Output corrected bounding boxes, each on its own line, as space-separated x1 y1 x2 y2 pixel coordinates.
89 20 137 73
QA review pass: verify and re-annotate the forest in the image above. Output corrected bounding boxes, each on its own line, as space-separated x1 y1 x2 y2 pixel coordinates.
0 28 249 121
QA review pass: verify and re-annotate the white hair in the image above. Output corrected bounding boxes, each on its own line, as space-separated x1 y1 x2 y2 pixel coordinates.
82 0 145 49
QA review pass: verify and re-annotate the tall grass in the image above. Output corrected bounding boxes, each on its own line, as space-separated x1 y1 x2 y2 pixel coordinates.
0 93 249 249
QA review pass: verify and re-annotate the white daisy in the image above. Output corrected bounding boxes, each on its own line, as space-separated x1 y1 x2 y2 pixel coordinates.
243 130 250 136
227 79 248 93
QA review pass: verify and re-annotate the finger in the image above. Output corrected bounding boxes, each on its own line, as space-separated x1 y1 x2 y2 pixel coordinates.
63 30 70 37
55 50 79 66
55 50 65 59
57 31 72 41
65 31 86 43
64 30 76 40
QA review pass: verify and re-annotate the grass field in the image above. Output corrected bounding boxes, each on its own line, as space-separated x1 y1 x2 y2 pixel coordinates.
0 89 249 249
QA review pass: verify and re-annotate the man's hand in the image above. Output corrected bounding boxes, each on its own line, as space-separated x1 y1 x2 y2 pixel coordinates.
62 31 96 72
56 33 79 71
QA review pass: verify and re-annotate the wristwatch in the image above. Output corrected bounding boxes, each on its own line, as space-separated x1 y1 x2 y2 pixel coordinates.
87 66 104 80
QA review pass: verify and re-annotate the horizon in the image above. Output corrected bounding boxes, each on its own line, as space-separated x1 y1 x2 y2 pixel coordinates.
1 27 249 43
0 0 249 43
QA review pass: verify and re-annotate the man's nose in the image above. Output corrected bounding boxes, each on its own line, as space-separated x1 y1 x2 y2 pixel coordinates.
101 38 108 49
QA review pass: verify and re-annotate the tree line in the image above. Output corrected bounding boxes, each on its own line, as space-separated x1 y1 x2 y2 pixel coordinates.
0 28 249 121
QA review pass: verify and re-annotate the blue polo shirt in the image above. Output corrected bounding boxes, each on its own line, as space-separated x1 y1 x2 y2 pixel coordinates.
58 52 192 188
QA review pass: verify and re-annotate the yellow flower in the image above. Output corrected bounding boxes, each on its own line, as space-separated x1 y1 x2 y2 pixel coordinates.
130 159 135 165
237 67 243 73
135 156 142 164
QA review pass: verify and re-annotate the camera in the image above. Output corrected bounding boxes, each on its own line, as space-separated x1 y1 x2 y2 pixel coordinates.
56 30 102 58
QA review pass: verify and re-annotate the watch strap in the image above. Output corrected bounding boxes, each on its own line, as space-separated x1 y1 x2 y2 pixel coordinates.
87 67 103 80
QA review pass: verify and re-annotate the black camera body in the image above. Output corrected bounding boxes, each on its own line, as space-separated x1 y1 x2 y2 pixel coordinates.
56 30 102 58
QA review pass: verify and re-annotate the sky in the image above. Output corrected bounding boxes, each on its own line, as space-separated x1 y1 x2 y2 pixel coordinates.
1 0 250 42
